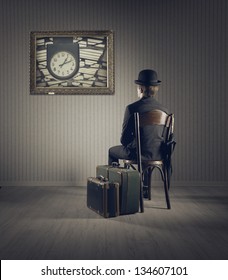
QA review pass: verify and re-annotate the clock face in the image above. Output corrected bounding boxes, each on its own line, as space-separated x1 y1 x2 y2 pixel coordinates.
49 51 77 80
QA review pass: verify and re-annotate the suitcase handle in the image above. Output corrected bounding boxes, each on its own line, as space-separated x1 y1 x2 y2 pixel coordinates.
97 175 108 182
112 162 120 167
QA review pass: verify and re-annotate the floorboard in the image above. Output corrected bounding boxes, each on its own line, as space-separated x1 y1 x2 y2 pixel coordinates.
0 185 228 260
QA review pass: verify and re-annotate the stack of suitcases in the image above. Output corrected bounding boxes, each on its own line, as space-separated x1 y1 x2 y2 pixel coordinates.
87 164 140 218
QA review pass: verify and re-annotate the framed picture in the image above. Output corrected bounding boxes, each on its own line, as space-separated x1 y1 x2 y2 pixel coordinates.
30 30 114 95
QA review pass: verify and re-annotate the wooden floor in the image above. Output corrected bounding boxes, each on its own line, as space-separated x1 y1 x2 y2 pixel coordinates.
0 184 228 260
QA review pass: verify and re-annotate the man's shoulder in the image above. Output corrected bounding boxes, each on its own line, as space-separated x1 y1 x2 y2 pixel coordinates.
126 99 143 112
126 97 169 114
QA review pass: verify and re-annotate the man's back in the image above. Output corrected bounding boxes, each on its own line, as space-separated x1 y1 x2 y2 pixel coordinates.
121 96 169 160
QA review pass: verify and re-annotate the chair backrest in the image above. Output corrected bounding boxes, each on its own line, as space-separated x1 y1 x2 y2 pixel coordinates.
134 109 175 168
139 109 168 126
138 109 174 141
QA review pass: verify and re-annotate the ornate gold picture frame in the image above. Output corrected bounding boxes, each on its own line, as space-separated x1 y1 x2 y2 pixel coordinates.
30 30 114 95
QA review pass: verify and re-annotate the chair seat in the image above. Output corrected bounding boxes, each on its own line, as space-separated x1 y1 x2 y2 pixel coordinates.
143 160 163 166
123 159 163 166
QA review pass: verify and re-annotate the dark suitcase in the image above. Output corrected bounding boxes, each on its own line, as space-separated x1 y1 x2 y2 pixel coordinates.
108 168 140 215
87 177 119 218
96 163 119 179
96 165 111 179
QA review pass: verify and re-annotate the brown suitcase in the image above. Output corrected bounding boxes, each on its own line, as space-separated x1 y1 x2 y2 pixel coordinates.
87 177 119 218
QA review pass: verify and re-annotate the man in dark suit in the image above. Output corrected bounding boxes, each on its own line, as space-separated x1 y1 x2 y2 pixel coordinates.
109 69 169 165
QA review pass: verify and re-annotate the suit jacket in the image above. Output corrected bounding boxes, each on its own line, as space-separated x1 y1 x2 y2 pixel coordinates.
120 96 169 160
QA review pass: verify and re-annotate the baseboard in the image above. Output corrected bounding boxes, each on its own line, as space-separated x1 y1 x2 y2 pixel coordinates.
170 181 228 187
0 181 86 187
0 180 227 187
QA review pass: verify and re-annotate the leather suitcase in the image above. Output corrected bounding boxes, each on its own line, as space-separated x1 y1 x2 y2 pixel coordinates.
87 177 119 218
96 163 119 179
96 165 111 179
108 168 140 215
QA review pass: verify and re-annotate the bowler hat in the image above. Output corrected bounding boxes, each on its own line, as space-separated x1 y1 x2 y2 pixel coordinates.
135 69 161 86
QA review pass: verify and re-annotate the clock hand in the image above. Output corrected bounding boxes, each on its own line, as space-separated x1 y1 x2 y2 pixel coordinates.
59 59 73 68
59 55 69 68
64 60 73 65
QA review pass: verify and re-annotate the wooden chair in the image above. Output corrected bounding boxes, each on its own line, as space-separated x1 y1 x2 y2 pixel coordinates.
124 109 175 211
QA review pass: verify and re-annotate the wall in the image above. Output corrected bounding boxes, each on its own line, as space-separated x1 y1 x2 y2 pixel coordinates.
0 0 227 186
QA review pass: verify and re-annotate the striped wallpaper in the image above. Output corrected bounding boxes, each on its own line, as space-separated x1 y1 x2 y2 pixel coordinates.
0 0 227 186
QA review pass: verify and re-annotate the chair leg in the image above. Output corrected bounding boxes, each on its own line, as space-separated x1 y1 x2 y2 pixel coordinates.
164 171 171 209
148 168 152 200
144 164 171 209
157 165 171 209
139 175 144 213
167 168 171 190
